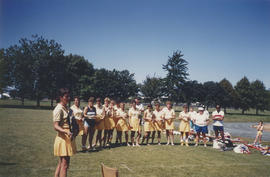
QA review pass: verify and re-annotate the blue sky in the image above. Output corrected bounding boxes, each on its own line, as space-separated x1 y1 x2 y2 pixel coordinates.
1 0 270 88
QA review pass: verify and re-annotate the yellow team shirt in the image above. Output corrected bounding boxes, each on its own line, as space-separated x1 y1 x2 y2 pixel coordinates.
128 107 141 131
163 107 175 130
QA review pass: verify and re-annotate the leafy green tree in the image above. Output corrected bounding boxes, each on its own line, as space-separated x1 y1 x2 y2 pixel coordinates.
219 78 237 113
250 80 268 115
234 77 252 114
5 40 36 105
0 49 10 94
64 54 95 105
182 80 204 108
81 69 138 102
140 76 164 103
162 51 189 103
203 81 224 109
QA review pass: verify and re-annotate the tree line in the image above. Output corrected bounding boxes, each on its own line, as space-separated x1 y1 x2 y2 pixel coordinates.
0 35 269 114
139 51 270 115
0 35 138 107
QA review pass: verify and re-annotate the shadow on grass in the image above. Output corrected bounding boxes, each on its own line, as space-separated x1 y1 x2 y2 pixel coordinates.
0 104 53 110
0 162 16 166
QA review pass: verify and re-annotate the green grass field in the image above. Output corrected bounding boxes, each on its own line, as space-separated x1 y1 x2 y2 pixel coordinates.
1 103 270 177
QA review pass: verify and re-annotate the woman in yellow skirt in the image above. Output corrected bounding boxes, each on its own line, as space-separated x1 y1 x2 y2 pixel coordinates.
115 102 130 146
129 100 141 147
179 104 191 146
141 104 154 145
53 88 76 177
163 101 175 146
103 97 115 146
70 97 84 149
152 102 164 145
94 98 105 148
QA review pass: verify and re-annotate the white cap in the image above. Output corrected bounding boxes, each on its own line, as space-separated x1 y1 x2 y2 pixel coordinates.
198 107 204 111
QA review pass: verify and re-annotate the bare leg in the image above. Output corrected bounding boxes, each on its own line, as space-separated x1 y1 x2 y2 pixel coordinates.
185 132 189 146
89 126 95 149
146 132 150 144
202 133 207 147
59 156 70 177
195 132 200 146
82 126 88 150
157 131 161 144
125 131 129 146
180 132 184 145
55 158 61 177
259 135 262 144
151 131 156 144
131 131 135 146
166 130 170 145
103 130 108 147
170 130 174 145
220 130 225 141
136 131 141 146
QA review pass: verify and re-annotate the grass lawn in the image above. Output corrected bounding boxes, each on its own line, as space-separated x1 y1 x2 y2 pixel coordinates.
0 107 270 177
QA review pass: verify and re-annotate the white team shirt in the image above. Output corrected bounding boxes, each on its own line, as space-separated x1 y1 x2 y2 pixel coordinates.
212 110 224 126
162 107 175 120
194 113 209 126
179 111 191 122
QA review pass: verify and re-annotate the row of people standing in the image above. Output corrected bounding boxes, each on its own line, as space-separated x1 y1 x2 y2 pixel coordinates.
70 97 225 149
53 88 225 177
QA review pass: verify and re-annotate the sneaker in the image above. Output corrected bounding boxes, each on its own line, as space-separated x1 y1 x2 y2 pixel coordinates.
171 143 175 146
82 146 87 151
158 143 161 146
132 144 135 147
181 142 184 146
136 144 140 147
166 143 169 146
127 143 131 147
147 143 150 146
195 143 198 147
185 143 189 147
204 144 207 147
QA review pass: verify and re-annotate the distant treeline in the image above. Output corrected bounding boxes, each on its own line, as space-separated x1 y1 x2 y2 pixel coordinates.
0 35 269 114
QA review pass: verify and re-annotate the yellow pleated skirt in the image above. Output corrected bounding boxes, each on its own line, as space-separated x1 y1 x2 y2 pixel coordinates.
116 118 129 132
76 119 84 136
104 117 115 130
95 118 105 130
179 121 190 132
144 121 154 132
54 129 76 157
165 119 174 130
153 120 164 131
130 117 140 132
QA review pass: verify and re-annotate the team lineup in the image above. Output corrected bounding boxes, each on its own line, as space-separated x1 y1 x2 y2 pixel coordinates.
52 88 227 177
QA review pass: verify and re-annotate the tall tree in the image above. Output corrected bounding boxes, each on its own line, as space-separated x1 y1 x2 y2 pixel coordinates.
219 78 237 113
0 49 10 94
182 80 204 108
140 76 164 103
162 51 189 103
64 54 94 105
203 81 224 109
250 80 268 115
234 77 252 114
5 41 36 105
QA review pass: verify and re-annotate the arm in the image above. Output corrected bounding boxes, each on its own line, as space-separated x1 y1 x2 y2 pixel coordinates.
83 107 89 118
54 121 72 136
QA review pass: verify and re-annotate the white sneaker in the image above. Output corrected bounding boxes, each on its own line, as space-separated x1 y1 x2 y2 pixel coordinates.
195 143 198 147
